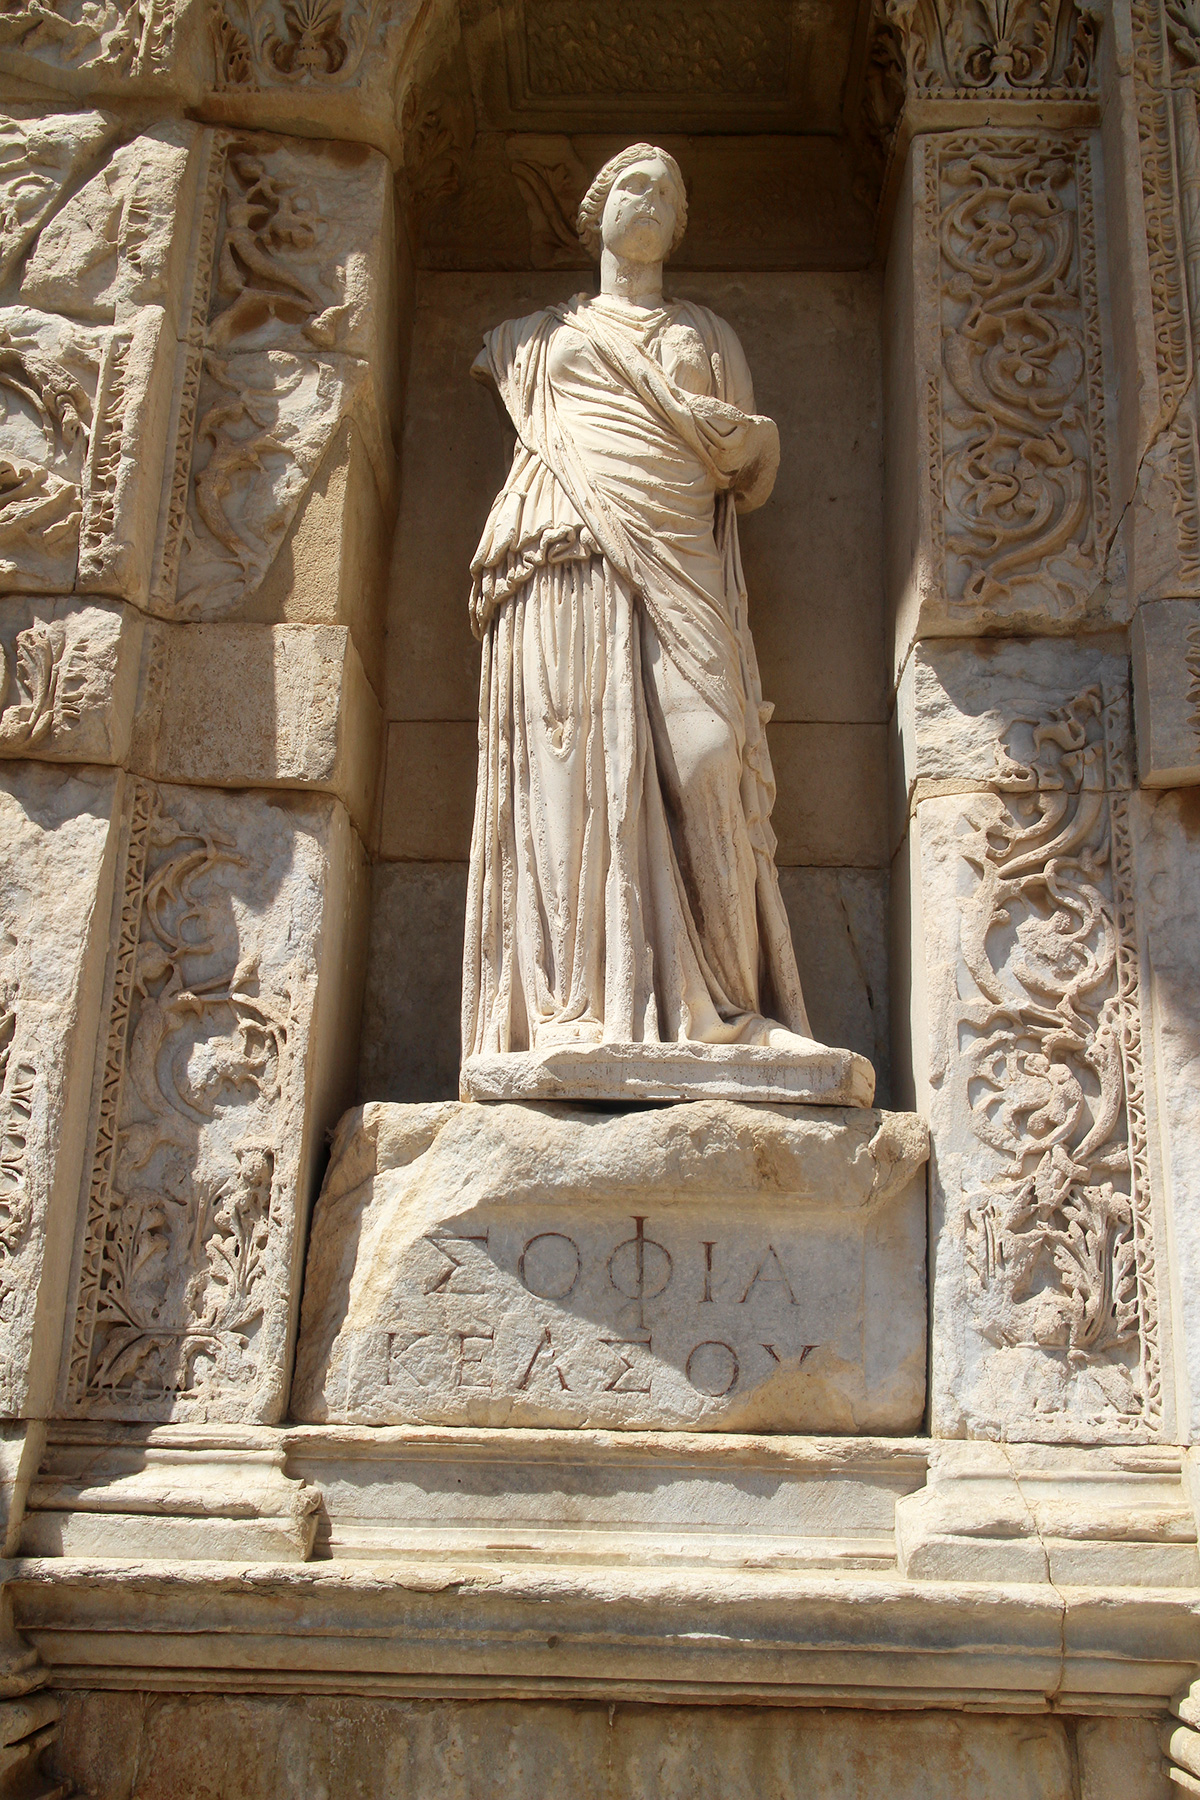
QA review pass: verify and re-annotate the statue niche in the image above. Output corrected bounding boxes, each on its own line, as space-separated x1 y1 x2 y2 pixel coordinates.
459 143 872 1107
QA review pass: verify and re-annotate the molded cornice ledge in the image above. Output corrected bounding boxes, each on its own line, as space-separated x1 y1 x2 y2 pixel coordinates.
5 1557 1198 1714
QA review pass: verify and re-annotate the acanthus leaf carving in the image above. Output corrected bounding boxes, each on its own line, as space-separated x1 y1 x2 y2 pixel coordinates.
933 133 1107 623
210 0 387 89
884 0 1098 98
0 620 85 751
955 687 1159 1434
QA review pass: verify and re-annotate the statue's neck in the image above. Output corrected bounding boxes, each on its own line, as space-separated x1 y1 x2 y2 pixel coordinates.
599 250 664 309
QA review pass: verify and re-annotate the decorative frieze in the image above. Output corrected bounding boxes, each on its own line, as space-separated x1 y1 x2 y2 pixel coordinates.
62 779 365 1424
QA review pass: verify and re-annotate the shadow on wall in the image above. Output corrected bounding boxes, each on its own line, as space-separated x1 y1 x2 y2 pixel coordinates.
356 861 890 1108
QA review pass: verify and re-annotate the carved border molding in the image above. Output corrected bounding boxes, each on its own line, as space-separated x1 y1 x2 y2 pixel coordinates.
1130 0 1200 587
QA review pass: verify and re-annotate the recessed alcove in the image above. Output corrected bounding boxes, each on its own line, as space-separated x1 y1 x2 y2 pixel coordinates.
358 0 892 1107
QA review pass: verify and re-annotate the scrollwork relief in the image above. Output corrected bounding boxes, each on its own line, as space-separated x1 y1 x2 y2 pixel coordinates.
957 687 1160 1434
884 0 1098 98
67 783 297 1418
933 133 1106 621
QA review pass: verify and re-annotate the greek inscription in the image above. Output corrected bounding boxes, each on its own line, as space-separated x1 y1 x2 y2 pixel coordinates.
608 1215 671 1330
454 1329 494 1390
385 1331 432 1387
600 1335 653 1394
686 1340 740 1397
518 1231 581 1300
516 1326 570 1390
701 1240 715 1302
423 1232 489 1295
739 1245 798 1305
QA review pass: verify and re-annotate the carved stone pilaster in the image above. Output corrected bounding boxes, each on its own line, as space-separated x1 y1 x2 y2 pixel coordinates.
896 639 1167 1441
60 778 367 1426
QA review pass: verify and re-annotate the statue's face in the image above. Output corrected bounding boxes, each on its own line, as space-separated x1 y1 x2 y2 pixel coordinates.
600 154 680 263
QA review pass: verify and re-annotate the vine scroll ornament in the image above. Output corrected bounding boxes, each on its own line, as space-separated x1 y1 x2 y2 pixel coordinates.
957 689 1160 1435
66 785 296 1419
933 133 1108 623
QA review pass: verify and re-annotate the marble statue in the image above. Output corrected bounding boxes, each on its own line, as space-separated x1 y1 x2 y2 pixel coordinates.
460 143 871 1104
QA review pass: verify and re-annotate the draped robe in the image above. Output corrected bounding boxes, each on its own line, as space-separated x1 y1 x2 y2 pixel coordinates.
462 292 812 1059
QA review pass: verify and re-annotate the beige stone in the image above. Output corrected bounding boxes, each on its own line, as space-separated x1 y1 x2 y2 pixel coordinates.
0 597 140 766
0 761 121 1420
1132 599 1200 787
0 108 118 288
19 121 204 332
285 1425 926 1570
895 635 1132 819
15 1554 1198 1711
22 1424 318 1561
45 1693 1102 1800
58 781 367 1425
379 719 476 861
895 1441 1199 1587
778 867 890 1097
292 1098 927 1433
1127 788 1200 1442
133 621 382 836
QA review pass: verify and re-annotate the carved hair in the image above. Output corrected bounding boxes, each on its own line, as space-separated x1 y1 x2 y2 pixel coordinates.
575 143 688 259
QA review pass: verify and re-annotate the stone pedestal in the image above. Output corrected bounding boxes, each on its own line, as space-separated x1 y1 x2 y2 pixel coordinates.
292 1099 929 1434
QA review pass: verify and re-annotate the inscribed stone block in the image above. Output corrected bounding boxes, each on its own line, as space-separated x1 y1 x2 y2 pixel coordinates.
292 1099 928 1433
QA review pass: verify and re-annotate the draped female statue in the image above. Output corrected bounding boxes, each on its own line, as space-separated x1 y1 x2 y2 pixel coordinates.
460 144 871 1106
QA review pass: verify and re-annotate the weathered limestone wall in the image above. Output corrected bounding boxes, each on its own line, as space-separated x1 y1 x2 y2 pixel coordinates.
50 1695 1170 1800
365 267 890 1105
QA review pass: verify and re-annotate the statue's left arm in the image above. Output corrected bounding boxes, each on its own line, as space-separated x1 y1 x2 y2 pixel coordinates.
707 313 779 515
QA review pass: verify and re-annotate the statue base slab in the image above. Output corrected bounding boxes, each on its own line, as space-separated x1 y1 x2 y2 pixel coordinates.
459 1040 875 1107
291 1097 928 1434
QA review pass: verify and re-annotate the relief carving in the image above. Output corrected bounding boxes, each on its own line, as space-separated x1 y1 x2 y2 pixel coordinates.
0 111 117 288
932 133 1107 622
0 312 96 590
884 0 1098 97
0 620 83 751
0 0 174 75
66 782 300 1420
505 135 589 269
521 0 788 97
1129 0 1200 589
154 130 389 619
956 688 1160 1434
211 0 391 89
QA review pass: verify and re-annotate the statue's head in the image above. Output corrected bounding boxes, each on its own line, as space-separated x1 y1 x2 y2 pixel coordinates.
576 144 688 264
